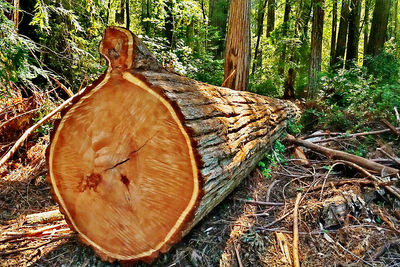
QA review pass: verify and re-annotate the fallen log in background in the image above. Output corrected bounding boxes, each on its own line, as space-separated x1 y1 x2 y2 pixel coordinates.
47 26 300 263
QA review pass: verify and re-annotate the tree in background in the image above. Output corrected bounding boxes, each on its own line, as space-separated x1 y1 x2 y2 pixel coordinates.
209 0 229 58
365 0 392 57
345 0 361 67
329 0 337 67
223 0 251 90
266 0 275 38
308 0 325 99
252 0 268 74
333 0 349 68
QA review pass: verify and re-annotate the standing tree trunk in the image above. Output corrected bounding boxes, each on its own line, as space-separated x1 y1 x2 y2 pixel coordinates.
330 0 338 67
308 0 325 99
252 0 268 75
278 0 292 76
164 0 174 48
284 0 312 99
125 0 130 30
106 0 112 24
224 0 251 91
209 0 229 58
47 26 300 264
366 0 392 56
346 0 361 67
393 0 398 40
363 0 371 55
266 0 276 38
333 0 350 68
115 0 125 24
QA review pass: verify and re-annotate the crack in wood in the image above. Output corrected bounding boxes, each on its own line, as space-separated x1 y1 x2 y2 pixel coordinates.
104 134 156 171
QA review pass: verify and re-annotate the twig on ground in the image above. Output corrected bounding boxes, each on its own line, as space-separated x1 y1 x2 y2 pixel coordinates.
370 238 400 260
377 148 400 166
293 192 301 267
394 107 400 126
319 163 341 201
0 234 74 256
306 178 374 192
266 180 279 202
234 243 244 267
234 198 284 206
286 135 399 176
0 93 78 168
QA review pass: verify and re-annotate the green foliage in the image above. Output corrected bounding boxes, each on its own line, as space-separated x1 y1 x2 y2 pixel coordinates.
258 140 287 179
302 52 400 132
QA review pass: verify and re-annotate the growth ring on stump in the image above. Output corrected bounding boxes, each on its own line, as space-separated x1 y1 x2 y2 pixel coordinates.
47 26 300 263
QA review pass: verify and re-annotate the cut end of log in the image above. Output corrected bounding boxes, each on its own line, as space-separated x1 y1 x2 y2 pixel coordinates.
47 26 300 263
48 27 200 263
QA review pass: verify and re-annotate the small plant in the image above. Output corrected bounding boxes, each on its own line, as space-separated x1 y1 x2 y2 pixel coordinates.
258 140 287 179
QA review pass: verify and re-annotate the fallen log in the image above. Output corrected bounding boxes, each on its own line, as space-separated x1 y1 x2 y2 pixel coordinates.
47 26 300 263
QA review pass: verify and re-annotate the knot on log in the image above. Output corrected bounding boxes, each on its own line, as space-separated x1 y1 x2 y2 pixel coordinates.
100 26 160 71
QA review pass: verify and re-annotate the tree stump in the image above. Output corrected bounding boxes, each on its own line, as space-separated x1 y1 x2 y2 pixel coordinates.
47 26 300 263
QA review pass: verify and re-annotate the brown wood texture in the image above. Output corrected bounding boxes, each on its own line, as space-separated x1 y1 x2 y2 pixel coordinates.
47 26 300 264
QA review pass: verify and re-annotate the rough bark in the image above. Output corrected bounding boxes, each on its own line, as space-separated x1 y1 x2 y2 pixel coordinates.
346 0 361 67
308 0 325 99
333 0 350 68
266 0 276 38
395 0 399 40
330 0 338 67
47 27 301 264
366 0 392 56
224 0 251 90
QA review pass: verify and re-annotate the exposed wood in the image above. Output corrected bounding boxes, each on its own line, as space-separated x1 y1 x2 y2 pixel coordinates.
293 192 301 267
47 27 301 264
286 135 399 176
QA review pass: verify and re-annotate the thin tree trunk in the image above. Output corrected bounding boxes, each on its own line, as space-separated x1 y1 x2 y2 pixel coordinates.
115 0 125 24
308 0 325 99
164 0 174 48
363 0 371 55
278 0 292 76
394 0 399 40
266 0 276 38
330 0 338 67
126 0 130 30
333 0 350 68
366 0 392 56
209 0 229 58
346 0 361 67
106 0 111 24
284 0 312 99
252 0 268 75
224 0 251 91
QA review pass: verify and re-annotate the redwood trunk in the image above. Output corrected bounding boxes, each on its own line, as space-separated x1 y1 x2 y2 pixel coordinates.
224 0 251 90
47 27 300 264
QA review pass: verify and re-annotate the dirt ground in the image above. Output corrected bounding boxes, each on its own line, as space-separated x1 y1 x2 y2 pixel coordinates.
1 129 400 266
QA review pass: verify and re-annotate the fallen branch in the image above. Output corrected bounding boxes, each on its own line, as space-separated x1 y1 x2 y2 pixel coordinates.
335 160 400 201
0 94 78 168
234 243 244 267
286 135 399 176
304 127 400 141
381 119 400 139
266 180 279 202
25 209 64 224
394 107 400 126
293 192 301 267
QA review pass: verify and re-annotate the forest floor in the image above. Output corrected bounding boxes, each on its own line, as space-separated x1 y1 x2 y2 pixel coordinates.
1 94 400 266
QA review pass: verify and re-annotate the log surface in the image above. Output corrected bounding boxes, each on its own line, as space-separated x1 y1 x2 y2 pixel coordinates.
47 26 300 263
